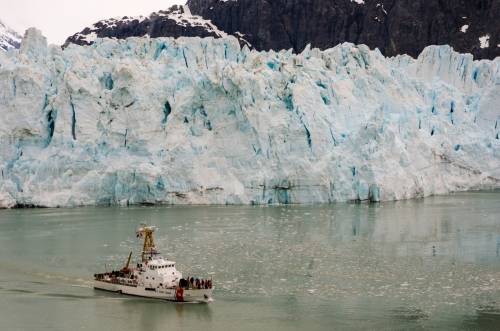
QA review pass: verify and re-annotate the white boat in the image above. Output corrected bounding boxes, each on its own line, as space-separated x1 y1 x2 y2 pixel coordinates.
94 224 213 303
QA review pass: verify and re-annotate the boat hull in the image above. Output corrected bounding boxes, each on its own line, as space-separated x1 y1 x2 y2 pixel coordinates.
94 280 213 303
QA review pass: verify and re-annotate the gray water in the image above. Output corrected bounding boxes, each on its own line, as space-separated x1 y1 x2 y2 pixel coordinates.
1 192 500 330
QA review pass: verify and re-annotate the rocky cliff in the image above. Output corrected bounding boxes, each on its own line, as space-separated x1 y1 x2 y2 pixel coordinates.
187 0 500 59
65 0 499 59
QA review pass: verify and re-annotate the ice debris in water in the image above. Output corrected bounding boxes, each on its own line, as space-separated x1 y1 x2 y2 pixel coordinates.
0 28 499 208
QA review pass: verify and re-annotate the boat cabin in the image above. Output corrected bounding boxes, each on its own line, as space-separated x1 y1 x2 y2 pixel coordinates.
141 257 182 288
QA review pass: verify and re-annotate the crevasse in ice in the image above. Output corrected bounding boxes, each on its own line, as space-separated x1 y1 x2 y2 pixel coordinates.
0 28 499 208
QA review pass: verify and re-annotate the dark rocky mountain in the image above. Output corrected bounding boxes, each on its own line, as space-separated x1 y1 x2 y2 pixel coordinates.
0 20 22 51
64 5 249 48
187 0 500 59
66 0 499 59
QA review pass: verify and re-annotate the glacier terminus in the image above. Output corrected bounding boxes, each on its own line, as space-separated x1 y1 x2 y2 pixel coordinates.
0 28 499 208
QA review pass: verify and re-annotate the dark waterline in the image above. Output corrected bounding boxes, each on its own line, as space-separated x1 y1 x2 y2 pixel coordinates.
1 192 500 330
8 188 500 209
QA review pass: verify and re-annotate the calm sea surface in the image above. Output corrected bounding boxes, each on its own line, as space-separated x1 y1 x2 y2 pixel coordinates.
1 192 500 330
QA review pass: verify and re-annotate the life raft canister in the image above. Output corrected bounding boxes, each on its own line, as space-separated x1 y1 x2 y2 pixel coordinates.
175 287 184 302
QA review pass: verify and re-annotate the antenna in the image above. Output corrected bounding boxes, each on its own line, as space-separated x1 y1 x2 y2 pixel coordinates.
136 224 159 262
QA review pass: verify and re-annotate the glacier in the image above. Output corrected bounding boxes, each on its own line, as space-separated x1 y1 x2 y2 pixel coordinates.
0 28 499 208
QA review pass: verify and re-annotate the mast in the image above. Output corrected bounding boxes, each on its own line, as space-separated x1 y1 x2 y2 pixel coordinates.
136 224 159 262
120 251 133 273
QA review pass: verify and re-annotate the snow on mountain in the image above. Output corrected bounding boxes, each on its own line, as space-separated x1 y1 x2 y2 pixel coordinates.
479 35 490 49
64 5 249 48
0 28 499 208
0 20 21 51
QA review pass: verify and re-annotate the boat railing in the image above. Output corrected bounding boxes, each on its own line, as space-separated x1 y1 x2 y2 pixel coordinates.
94 272 138 287
179 277 213 290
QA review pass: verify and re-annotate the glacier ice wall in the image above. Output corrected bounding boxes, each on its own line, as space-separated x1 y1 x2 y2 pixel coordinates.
0 28 499 208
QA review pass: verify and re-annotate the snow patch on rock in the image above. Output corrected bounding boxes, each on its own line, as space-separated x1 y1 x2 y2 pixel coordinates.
479 35 490 49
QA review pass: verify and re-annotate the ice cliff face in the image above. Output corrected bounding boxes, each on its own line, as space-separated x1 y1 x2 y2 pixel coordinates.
0 28 499 208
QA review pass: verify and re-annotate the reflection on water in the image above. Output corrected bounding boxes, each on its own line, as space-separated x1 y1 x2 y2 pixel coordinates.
116 296 214 328
391 307 429 322
0 192 499 330
464 306 500 329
